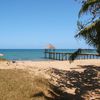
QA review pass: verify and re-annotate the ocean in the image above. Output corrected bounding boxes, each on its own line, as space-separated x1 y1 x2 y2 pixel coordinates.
0 49 97 61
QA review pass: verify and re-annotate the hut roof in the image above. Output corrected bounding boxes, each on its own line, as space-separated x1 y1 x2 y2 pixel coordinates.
46 44 55 49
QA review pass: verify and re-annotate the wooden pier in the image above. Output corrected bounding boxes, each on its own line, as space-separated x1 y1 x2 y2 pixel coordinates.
44 49 100 60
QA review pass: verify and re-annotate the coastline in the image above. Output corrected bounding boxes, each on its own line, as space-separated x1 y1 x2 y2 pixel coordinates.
0 59 100 71
0 49 97 61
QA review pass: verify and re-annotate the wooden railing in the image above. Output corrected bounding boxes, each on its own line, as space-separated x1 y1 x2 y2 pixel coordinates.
44 49 100 60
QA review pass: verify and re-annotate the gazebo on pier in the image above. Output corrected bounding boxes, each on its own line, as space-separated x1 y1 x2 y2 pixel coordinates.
44 44 55 59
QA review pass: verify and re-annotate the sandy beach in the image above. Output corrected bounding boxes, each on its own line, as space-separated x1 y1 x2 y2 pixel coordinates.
0 59 100 80
0 59 100 100
0 59 100 71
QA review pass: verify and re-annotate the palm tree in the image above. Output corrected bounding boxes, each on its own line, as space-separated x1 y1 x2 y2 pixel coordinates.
69 0 100 62
78 0 100 18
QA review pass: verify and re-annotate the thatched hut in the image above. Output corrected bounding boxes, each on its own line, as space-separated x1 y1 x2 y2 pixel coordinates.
44 44 55 58
46 44 55 49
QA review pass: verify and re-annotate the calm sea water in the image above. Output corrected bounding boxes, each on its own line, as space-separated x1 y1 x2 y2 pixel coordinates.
0 49 96 61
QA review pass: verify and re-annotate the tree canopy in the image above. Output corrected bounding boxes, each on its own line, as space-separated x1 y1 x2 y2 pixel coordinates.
69 0 100 62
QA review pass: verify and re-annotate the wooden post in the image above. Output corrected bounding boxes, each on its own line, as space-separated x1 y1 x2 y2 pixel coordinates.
65 53 67 60
44 51 100 61
53 49 55 60
96 55 98 59
66 54 68 60
84 55 85 59
59 53 60 60
50 52 52 59
62 53 63 61
49 52 50 59
53 52 55 60
56 53 57 60
50 52 51 59
90 54 92 59
93 55 94 59
87 55 88 59
63 54 65 60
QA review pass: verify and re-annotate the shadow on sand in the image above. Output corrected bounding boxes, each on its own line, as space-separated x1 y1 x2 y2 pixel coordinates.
33 65 100 100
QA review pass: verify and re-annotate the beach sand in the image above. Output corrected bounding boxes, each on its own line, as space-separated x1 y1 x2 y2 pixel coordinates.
0 59 100 70
0 59 100 99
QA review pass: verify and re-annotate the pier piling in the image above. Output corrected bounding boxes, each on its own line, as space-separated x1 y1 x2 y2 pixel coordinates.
44 49 100 60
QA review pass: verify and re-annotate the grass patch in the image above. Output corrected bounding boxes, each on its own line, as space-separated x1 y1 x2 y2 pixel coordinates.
0 69 53 100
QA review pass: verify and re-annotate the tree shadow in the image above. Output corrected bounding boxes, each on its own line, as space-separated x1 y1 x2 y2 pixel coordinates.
32 91 54 100
32 85 81 100
32 65 100 100
78 65 100 71
48 85 83 100
50 65 100 100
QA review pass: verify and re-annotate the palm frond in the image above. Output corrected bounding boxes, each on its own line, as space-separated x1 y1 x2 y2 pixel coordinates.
75 19 100 47
69 49 82 63
79 0 100 17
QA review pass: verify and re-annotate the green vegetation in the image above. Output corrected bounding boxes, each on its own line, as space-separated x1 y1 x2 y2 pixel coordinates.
70 0 100 62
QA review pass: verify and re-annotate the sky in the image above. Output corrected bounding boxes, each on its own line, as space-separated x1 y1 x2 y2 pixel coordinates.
0 0 91 49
